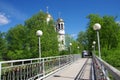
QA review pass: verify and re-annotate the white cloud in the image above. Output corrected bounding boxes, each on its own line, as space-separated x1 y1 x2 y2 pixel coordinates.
0 13 9 25
0 1 27 21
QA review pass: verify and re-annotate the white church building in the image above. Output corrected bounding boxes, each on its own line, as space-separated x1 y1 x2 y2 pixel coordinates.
46 8 66 51
56 18 66 51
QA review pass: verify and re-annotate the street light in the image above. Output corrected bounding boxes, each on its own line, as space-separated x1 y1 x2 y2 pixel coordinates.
36 30 43 58
77 46 80 54
93 23 101 58
69 43 72 54
92 45 94 48
93 41 96 53
93 41 96 45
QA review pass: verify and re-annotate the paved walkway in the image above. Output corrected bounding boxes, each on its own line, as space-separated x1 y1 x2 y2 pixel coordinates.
43 58 92 80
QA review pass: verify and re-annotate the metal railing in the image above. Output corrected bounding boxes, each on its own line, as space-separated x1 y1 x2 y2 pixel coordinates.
0 54 81 80
93 55 120 80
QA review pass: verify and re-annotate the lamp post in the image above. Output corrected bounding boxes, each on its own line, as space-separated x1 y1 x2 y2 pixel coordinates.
69 43 72 54
93 23 101 58
77 46 80 54
36 30 43 58
93 41 96 53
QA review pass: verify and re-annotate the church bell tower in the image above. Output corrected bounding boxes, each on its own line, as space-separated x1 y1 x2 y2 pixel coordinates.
56 18 66 51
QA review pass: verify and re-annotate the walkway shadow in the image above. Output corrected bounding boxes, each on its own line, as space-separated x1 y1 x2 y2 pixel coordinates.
54 75 75 79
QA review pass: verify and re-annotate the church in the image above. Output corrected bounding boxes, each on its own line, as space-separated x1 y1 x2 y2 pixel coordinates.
46 7 66 51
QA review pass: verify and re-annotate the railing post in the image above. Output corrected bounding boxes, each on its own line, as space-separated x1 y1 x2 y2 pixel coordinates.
42 58 45 77
59 57 61 67
72 55 74 62
67 55 69 64
70 55 72 63
101 64 110 80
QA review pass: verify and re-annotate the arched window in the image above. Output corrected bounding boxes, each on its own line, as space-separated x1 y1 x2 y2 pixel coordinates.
58 23 60 29
61 24 63 29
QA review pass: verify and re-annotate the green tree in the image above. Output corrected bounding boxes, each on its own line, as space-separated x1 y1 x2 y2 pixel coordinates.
70 41 79 54
101 16 119 49
86 14 119 51
65 34 73 47
86 14 103 51
65 34 80 54
77 31 88 50
6 11 59 60
25 11 59 57
85 14 120 68
0 32 7 60
6 24 27 59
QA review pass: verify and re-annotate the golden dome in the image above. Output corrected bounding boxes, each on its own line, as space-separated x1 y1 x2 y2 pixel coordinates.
46 13 53 19
57 18 64 22
46 13 53 22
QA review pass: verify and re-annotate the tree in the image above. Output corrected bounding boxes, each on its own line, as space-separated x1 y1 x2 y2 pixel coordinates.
6 24 27 59
0 32 7 60
5 11 59 60
101 16 119 49
85 14 120 68
65 34 81 54
24 11 59 57
86 14 119 51
86 14 103 51
77 31 88 50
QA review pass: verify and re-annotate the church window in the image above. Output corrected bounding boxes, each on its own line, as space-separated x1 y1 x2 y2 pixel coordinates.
61 24 63 29
58 23 60 29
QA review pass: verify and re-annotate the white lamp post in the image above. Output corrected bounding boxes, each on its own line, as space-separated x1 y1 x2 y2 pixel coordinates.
93 41 96 45
93 23 101 58
77 46 80 54
93 41 96 53
36 30 43 58
92 45 94 48
92 45 94 51
69 43 72 54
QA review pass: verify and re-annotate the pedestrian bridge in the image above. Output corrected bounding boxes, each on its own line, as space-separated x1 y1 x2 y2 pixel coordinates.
0 54 120 80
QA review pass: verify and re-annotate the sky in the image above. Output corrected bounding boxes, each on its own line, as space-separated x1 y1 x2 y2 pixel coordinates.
0 0 120 38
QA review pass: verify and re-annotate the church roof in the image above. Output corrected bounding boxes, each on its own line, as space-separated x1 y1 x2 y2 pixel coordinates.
46 13 53 20
57 18 64 22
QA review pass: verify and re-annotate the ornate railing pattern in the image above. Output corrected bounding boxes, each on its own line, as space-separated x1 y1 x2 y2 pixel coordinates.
0 54 80 80
93 55 120 80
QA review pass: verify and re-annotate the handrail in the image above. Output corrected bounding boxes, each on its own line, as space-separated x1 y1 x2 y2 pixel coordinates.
0 54 81 80
93 55 120 80
0 55 67 64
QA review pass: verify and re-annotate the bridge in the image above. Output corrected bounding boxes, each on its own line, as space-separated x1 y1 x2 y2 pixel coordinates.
0 54 120 80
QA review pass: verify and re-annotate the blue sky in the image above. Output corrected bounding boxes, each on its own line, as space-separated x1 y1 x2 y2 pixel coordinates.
0 0 120 38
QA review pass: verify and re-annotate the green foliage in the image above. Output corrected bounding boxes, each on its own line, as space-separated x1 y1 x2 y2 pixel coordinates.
77 14 120 68
77 31 88 50
103 49 120 67
6 24 29 60
65 34 74 47
71 41 79 54
1 11 81 60
85 14 120 67
0 32 7 60
59 50 69 55
3 11 59 60
86 14 119 50
65 34 81 54
25 11 59 58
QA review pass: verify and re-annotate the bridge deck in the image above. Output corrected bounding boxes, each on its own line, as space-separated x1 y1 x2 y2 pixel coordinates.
43 58 92 80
